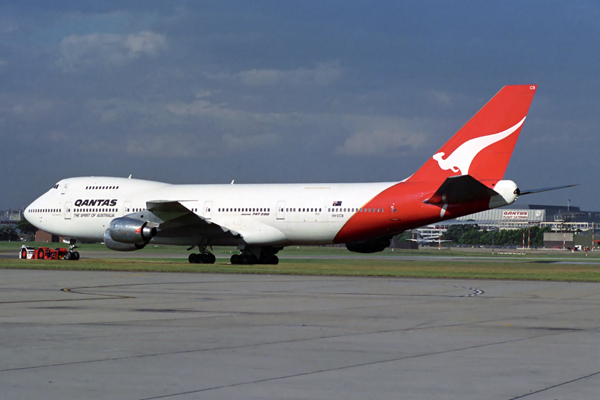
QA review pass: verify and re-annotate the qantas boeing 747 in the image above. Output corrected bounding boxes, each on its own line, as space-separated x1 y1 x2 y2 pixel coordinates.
24 85 570 264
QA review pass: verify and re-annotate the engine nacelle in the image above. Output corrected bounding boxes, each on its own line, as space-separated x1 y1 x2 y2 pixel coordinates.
108 217 157 244
103 229 146 251
346 236 391 254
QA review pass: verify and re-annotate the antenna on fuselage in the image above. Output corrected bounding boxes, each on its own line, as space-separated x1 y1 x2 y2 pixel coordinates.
231 180 235 184
128 174 132 179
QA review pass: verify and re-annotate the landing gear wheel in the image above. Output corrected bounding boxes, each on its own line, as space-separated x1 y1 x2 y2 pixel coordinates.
231 246 281 265
262 255 279 265
201 253 216 264
242 254 258 264
189 253 216 264
230 253 260 265
64 251 80 261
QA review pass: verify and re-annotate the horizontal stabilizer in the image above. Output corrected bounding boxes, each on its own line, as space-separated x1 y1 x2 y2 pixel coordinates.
517 184 578 196
424 175 497 205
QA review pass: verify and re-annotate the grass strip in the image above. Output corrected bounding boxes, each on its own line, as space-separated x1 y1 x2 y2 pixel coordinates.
2 258 600 282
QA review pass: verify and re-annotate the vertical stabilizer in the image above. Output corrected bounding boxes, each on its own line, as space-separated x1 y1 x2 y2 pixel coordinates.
408 85 537 183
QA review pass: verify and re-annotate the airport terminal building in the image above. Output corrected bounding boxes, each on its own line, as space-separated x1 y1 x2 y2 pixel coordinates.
454 208 546 230
416 203 600 249
0 210 21 228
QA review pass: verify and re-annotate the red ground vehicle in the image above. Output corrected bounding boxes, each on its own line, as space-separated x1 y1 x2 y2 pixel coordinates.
19 245 79 260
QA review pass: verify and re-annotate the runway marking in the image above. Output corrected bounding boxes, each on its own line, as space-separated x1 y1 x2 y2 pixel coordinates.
61 287 134 300
3 300 598 373
508 370 600 399
135 328 594 400
454 285 485 297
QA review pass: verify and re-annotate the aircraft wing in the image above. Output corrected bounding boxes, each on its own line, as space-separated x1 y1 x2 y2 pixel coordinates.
146 200 198 222
146 201 203 225
144 201 287 245
145 200 241 238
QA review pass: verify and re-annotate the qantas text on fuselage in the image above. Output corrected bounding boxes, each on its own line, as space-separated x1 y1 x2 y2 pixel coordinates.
26 85 558 265
74 199 118 207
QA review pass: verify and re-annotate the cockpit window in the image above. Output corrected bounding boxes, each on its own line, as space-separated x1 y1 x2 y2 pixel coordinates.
53 184 59 189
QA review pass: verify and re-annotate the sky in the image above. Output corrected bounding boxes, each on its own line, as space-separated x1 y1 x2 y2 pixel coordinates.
1 1 599 211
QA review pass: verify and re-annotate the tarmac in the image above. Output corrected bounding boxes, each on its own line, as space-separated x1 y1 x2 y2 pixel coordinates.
1 269 600 399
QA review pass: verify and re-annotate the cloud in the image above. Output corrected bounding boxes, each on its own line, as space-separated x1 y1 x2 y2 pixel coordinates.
166 98 227 117
125 132 202 158
335 118 429 156
0 93 57 121
166 96 285 129
212 61 343 87
428 90 453 107
223 132 281 151
57 31 167 70
165 93 434 159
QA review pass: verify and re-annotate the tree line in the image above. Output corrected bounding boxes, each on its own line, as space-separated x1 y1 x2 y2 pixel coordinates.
0 219 37 241
441 225 551 247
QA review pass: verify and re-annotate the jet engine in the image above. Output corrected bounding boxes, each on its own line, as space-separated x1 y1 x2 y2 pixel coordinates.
103 229 147 252
345 236 391 254
107 217 157 244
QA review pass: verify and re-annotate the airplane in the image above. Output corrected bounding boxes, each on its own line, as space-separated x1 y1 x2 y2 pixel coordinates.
24 84 569 264
407 230 452 245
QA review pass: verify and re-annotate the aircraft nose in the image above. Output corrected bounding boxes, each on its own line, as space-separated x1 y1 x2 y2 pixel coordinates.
25 198 39 214
24 197 44 226
24 201 34 216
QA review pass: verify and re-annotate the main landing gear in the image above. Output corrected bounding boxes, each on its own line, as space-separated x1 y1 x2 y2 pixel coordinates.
188 252 216 264
230 246 281 265
188 243 216 264
187 245 282 265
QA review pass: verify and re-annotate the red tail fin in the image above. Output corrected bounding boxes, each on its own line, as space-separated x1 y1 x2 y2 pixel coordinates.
408 85 537 183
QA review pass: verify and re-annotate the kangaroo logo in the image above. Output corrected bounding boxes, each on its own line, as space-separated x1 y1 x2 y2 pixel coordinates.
432 117 526 175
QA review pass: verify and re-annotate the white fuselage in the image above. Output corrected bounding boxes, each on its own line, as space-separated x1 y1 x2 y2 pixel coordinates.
25 176 397 246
